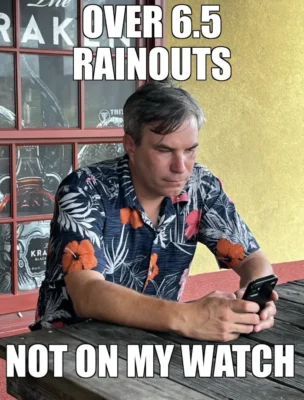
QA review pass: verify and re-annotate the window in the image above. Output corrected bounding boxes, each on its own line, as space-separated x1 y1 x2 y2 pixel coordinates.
0 0 164 315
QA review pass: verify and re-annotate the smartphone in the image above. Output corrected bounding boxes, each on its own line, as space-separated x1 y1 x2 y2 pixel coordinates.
242 274 278 310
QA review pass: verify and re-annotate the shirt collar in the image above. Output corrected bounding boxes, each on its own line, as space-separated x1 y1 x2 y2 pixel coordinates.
116 154 189 210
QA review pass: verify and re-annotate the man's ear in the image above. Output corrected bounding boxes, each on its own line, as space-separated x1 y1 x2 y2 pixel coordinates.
123 134 136 161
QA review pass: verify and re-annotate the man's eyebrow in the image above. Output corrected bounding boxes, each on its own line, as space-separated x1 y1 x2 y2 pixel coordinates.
154 143 199 151
187 143 199 150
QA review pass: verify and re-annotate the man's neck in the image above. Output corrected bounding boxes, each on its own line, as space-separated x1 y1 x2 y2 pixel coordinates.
129 164 164 226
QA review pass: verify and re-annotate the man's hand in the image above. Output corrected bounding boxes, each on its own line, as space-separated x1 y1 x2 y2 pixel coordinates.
235 288 278 332
177 291 261 342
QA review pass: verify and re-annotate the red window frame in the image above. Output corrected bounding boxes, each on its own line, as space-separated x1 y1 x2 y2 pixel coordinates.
0 0 166 316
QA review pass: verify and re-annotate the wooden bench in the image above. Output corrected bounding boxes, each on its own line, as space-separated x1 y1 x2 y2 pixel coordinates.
0 279 304 399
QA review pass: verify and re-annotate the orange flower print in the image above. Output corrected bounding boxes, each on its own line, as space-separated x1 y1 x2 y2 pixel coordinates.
216 238 245 268
120 208 143 229
62 240 97 274
185 210 202 239
143 253 159 290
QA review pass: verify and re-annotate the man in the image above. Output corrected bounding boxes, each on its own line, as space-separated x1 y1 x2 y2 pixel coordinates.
30 80 278 342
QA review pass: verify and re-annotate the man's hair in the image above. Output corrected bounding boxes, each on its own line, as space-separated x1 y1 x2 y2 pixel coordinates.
123 79 205 145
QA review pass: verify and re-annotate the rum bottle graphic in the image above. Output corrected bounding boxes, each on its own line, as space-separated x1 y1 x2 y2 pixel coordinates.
17 146 55 215
0 146 55 216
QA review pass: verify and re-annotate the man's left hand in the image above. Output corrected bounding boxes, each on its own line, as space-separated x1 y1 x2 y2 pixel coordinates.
235 288 278 332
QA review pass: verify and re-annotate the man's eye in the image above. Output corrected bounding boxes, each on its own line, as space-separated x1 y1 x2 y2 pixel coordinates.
158 148 171 152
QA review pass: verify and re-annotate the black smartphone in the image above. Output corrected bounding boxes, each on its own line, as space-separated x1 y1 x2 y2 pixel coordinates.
242 274 278 310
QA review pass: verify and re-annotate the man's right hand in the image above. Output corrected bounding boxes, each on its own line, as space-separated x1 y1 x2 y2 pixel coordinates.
175 291 261 342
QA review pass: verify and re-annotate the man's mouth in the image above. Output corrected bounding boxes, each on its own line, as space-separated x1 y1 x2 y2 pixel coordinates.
164 179 185 185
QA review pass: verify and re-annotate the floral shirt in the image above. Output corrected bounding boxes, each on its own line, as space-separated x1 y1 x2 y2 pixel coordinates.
30 154 259 330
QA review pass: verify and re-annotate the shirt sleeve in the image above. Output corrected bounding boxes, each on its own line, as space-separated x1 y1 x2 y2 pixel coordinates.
197 175 260 270
47 169 106 280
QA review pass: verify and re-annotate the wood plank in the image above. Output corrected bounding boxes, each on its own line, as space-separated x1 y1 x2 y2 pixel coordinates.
66 322 223 400
0 328 210 400
292 279 304 286
148 330 304 399
231 336 304 393
65 322 304 400
276 283 304 305
289 281 304 289
7 374 101 400
285 281 304 291
246 320 304 356
275 299 304 329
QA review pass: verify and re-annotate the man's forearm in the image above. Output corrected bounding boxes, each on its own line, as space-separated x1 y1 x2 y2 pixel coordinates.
234 250 274 288
76 278 186 333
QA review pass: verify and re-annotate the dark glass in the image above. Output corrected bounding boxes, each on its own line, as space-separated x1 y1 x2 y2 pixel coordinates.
20 0 77 49
0 224 12 294
21 54 78 128
0 53 15 128
78 143 125 167
18 220 50 291
0 146 11 218
85 75 135 127
83 0 136 50
16 144 72 217
0 0 13 46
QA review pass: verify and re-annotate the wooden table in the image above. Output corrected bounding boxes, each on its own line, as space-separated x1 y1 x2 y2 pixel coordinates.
1 279 304 400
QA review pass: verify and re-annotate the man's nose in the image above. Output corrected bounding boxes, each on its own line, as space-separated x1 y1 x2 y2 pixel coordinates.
170 154 186 174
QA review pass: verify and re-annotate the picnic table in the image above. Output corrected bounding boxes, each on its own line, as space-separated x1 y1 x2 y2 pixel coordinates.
0 278 304 399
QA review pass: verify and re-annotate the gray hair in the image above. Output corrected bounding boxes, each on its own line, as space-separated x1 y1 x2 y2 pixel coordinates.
123 80 205 146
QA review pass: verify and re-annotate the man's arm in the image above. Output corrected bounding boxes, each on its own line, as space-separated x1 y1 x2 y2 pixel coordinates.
65 269 260 342
65 270 181 332
233 249 274 288
196 174 278 333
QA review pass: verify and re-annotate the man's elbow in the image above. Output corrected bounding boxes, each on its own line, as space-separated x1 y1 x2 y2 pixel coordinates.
65 273 104 319
73 298 87 318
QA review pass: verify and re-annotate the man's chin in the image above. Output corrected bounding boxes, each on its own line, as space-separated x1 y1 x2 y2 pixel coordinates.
156 181 187 198
162 187 184 198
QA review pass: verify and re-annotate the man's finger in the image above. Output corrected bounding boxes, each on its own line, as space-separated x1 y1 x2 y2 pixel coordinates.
207 291 237 300
260 301 276 320
220 332 240 342
234 289 245 299
230 299 260 314
253 316 275 332
271 290 279 301
233 311 260 326
232 323 254 335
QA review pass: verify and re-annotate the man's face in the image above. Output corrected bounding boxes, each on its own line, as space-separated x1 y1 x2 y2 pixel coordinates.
126 117 199 199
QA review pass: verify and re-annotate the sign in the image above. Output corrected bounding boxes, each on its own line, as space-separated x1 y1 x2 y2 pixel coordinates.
0 1 130 49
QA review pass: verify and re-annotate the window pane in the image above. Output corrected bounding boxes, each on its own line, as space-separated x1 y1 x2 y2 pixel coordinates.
78 143 125 167
83 0 136 50
0 146 11 218
0 53 15 128
20 1 77 50
85 78 135 127
16 144 72 216
18 220 50 292
0 224 12 294
21 54 78 128
0 1 13 46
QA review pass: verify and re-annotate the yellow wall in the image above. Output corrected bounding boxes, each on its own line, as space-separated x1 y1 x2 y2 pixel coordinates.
166 0 304 274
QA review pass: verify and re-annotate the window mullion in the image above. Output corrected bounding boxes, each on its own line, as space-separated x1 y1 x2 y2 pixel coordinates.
11 143 18 294
14 0 22 131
